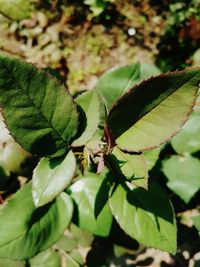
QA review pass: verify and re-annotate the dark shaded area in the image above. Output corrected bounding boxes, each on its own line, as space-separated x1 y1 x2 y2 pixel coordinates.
28 202 52 226
126 181 174 223
44 67 66 84
30 132 64 157
71 198 80 226
157 34 198 72
0 173 21 201
156 1 200 71
94 172 113 218
71 105 87 143
86 219 140 267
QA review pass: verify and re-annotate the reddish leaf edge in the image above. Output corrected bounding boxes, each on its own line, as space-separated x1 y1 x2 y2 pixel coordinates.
104 68 200 153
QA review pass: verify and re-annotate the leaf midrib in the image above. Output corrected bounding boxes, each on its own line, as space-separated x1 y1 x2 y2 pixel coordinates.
2 62 69 146
108 72 199 139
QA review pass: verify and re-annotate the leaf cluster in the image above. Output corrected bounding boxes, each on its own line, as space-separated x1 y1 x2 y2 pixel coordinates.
0 56 200 264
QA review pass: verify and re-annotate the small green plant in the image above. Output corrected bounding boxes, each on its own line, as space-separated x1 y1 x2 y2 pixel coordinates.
83 0 115 16
0 56 200 264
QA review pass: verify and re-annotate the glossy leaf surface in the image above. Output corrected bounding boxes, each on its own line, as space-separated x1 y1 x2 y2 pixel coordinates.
0 183 73 260
32 150 76 207
109 147 148 188
70 172 113 237
0 56 79 157
106 69 200 152
72 90 100 147
162 155 200 203
109 182 177 254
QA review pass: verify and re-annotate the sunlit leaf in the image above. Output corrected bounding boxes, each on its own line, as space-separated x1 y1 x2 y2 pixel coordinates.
69 249 84 265
70 172 113 237
56 235 77 252
106 69 199 152
162 155 200 203
109 147 148 188
143 147 161 170
32 150 76 207
70 223 94 247
0 56 79 157
171 110 200 154
64 253 80 267
109 182 177 254
29 249 61 267
95 63 160 113
72 90 100 147
0 259 25 267
0 183 73 260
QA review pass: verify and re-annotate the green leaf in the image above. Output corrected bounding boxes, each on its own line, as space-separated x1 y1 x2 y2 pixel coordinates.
0 56 79 157
29 249 61 267
162 155 200 203
109 182 177 254
0 0 35 20
193 215 200 236
69 249 84 265
72 90 100 147
56 235 77 252
109 147 148 189
95 63 140 113
0 183 73 260
171 110 200 154
70 223 94 247
70 172 113 237
143 147 161 170
0 259 25 267
95 63 161 113
64 253 80 267
105 69 200 152
137 63 161 80
194 94 200 112
32 150 76 207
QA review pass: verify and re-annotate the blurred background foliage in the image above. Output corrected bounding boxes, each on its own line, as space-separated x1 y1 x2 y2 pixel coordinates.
0 1 200 266
0 0 200 92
